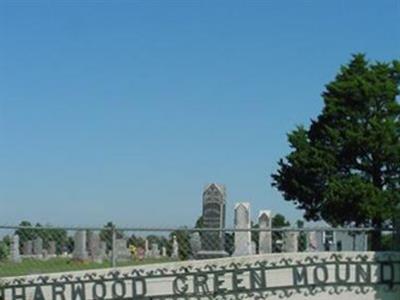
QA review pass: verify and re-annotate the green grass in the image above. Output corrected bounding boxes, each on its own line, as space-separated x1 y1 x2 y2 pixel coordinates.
0 257 175 277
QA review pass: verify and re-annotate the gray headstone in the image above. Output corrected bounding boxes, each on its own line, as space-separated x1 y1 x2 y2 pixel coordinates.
258 210 272 254
151 243 160 258
33 237 43 256
283 231 298 253
233 202 252 256
42 249 49 260
48 241 56 256
115 239 131 262
88 232 103 262
10 235 21 263
189 232 202 258
171 235 179 259
73 230 88 261
197 183 228 259
22 240 33 256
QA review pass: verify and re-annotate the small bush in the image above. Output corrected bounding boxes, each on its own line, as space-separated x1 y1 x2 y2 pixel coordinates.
0 242 8 261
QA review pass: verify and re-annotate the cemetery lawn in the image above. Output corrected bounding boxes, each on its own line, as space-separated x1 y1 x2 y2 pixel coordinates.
0 257 175 277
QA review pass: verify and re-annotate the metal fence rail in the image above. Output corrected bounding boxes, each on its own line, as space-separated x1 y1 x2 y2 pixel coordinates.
0 225 397 278
0 225 391 232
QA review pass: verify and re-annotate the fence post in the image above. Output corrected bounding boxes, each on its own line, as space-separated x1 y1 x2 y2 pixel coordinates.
111 227 116 267
394 203 400 251
0 280 4 300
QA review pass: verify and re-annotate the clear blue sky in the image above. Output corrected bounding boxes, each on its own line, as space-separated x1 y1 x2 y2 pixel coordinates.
0 0 399 228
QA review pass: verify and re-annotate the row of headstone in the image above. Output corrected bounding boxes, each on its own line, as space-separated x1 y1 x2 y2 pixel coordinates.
72 226 372 263
189 198 274 258
20 238 57 258
196 184 275 258
115 235 179 261
196 184 286 258
306 230 369 252
10 236 59 263
9 223 267 264
196 183 381 257
230 201 370 255
233 203 275 256
72 230 107 262
145 236 178 259
72 230 180 262
143 242 169 259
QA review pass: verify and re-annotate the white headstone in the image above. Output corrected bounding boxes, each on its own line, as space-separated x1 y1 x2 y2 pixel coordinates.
258 210 272 254
161 246 167 257
171 235 179 259
233 202 252 256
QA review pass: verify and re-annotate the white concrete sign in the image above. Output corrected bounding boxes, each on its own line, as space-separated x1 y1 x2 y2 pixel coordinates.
1 252 399 300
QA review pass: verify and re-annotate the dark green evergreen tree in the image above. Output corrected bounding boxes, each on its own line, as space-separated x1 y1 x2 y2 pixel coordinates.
272 54 400 250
